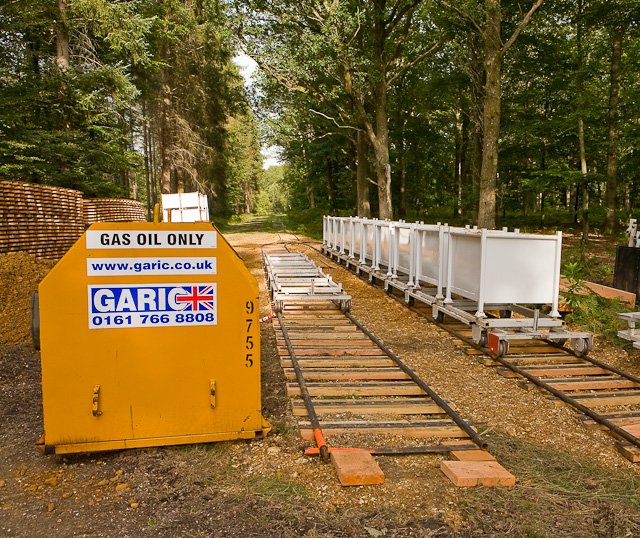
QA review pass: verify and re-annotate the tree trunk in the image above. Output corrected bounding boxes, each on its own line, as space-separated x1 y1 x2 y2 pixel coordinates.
399 153 406 220
150 117 158 210
577 0 589 242
398 118 408 220
143 101 151 220
159 40 172 194
302 140 315 209
477 0 501 229
159 86 172 194
356 130 371 217
460 110 470 220
472 111 483 224
453 109 466 217
327 159 334 211
582 181 589 242
55 0 70 71
176 167 185 194
604 28 623 234
371 80 392 220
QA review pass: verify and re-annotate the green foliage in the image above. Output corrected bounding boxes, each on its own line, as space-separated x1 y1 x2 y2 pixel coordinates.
566 293 629 343
284 208 327 238
225 112 263 215
0 0 258 207
255 165 290 214
560 261 588 310
560 241 631 342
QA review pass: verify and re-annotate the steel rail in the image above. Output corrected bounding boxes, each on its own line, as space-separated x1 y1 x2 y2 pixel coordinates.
439 321 640 451
343 311 488 450
276 311 330 461
554 344 640 385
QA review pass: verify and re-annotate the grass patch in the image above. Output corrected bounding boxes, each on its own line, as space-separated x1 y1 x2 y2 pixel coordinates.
462 430 640 537
245 475 308 500
566 293 631 344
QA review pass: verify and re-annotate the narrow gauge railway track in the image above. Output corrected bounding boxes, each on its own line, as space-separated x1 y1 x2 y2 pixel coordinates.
316 242 640 463
262 247 491 464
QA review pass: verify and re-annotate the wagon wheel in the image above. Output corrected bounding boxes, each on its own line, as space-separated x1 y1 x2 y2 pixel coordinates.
573 337 592 357
496 340 509 358
475 332 488 348
340 299 351 313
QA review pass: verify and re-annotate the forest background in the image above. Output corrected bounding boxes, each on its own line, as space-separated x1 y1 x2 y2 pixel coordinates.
1 0 639 236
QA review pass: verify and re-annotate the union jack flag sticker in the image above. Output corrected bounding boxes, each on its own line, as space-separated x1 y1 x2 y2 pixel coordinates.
175 285 216 311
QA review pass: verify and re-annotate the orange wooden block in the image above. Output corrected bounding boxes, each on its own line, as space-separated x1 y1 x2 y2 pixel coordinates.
440 461 515 487
450 450 497 462
621 422 640 438
331 449 385 486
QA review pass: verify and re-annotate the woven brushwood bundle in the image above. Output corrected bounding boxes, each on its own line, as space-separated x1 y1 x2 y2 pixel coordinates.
83 198 146 225
0 180 85 259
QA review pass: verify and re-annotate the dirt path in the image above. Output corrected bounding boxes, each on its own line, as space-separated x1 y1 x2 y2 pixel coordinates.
1 224 640 537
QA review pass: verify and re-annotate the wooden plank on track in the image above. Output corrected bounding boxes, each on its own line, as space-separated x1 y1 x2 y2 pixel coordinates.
546 376 640 391
278 347 387 356
287 381 425 397
274 319 353 326
283 312 349 316
298 420 468 439
282 368 410 381
497 365 611 378
274 331 367 340
569 391 640 407
276 338 376 347
507 355 586 365
290 398 443 416
280 357 396 368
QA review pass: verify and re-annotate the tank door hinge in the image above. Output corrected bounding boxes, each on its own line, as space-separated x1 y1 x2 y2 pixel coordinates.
210 380 216 408
92 385 102 416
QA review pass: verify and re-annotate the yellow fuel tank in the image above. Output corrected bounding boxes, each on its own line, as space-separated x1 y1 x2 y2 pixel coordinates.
38 222 269 454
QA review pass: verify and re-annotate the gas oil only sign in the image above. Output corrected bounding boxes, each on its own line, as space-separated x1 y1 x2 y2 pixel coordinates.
86 230 217 249
88 283 217 329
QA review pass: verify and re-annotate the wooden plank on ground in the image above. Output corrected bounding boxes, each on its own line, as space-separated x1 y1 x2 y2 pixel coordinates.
615 441 640 463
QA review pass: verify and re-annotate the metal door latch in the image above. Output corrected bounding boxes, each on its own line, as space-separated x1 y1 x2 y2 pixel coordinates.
210 380 216 408
92 385 102 416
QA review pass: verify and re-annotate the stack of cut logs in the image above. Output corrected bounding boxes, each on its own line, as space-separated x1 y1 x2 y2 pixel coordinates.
0 180 146 259
0 181 85 259
83 198 146 225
